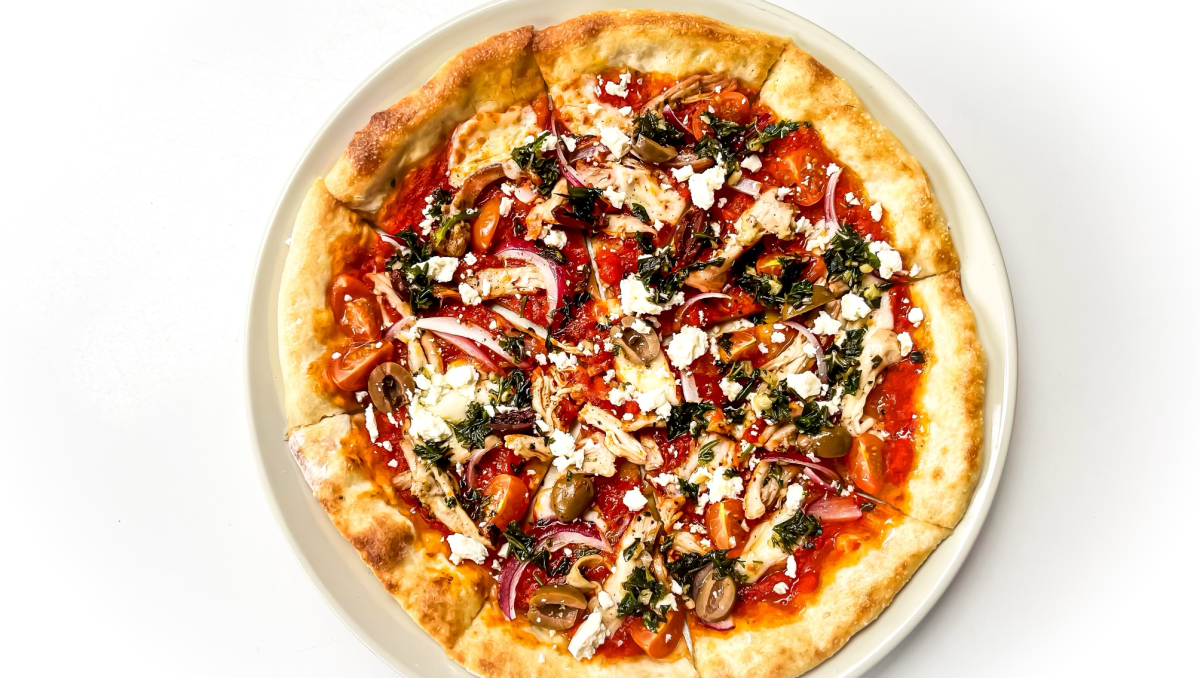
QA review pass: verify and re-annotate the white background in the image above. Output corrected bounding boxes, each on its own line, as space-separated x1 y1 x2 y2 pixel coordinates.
1 0 1196 675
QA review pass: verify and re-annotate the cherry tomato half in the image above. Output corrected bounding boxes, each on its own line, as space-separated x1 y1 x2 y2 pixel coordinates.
471 194 503 255
329 341 393 391
484 474 531 530
848 433 886 495
331 273 381 342
709 90 752 124
629 608 684 659
767 147 826 206
705 499 749 552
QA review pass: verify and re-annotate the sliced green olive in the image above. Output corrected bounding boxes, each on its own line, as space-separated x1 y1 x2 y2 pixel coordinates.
367 362 415 414
551 473 595 522
809 425 853 459
631 134 678 163
527 584 587 631
694 571 736 622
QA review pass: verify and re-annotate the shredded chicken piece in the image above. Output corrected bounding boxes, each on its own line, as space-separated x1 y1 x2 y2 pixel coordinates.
505 434 551 460
841 323 902 435
687 189 794 291
524 178 568 240
736 503 798 583
742 462 799 520
399 438 491 547
600 511 661 634
461 266 544 299
581 404 657 467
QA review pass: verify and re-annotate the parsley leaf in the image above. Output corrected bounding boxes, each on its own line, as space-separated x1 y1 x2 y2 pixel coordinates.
498 333 525 362
493 369 532 409
822 224 881 288
413 438 450 468
696 438 719 466
772 511 823 551
511 131 561 195
793 400 831 435
502 522 540 561
667 402 715 440
633 111 685 148
745 120 800 152
617 566 668 631
827 328 866 395
630 202 651 224
451 402 491 450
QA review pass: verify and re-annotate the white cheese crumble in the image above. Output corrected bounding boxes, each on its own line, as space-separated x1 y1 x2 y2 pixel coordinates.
869 202 883 221
568 609 607 660
602 186 626 209
463 252 477 266
670 165 695 182
844 192 860 206
597 590 615 609
586 102 602 116
603 72 631 97
622 489 648 512
840 293 871 321
773 582 789 595
718 378 741 400
423 256 459 283
542 228 566 249
740 154 763 172
364 404 379 442
688 165 727 210
784 372 822 399
898 332 913 357
548 351 578 370
548 429 581 472
868 240 903 279
458 283 482 305
770 331 786 343
705 466 744 503
446 534 488 565
598 125 632 159
812 311 842 336
786 554 798 578
409 407 453 442
619 276 667 315
908 307 925 326
785 483 806 511
666 325 708 369
498 196 513 217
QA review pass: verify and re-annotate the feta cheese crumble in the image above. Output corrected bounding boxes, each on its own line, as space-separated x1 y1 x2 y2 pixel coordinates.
840 293 871 321
908 307 925 326
598 125 632 159
688 165 727 210
622 489 648 511
458 283 482 305
812 311 842 336
568 609 607 660
868 240 902 279
898 332 913 357
423 256 459 283
666 325 708 368
446 534 488 565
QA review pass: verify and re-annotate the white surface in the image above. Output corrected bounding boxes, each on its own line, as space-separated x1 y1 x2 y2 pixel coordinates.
243 2 1012 677
0 0 1195 675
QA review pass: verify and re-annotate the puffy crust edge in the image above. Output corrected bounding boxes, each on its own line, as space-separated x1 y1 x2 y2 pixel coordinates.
449 601 698 678
533 10 788 89
325 26 545 217
691 516 948 678
278 180 374 431
757 45 959 276
288 414 489 646
905 272 986 528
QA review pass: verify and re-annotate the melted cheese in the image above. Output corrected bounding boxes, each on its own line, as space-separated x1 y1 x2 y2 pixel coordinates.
554 76 631 136
448 102 540 187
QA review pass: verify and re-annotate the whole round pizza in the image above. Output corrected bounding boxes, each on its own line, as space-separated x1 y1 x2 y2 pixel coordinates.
278 10 984 678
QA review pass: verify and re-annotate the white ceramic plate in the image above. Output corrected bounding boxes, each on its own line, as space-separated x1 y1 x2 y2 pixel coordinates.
244 1 1017 675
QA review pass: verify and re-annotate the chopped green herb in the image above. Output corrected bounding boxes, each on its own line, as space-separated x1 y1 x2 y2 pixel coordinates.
413 438 450 468
772 511 822 551
822 224 881 288
630 203 651 224
745 120 800 152
667 402 715 440
511 132 561 195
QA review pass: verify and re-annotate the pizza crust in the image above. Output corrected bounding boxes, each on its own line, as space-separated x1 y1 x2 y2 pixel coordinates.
288 413 490 647
278 180 375 431
903 272 985 528
325 26 545 218
450 601 698 678
533 10 787 89
757 45 959 276
691 515 948 678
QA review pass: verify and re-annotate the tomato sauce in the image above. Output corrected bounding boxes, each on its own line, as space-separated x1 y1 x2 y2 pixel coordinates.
378 148 452 235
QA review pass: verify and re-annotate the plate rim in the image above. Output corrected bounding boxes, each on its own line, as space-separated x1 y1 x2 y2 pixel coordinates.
243 1 1018 676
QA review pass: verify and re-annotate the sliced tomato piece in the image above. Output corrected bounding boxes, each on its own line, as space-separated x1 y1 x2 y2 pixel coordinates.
718 329 759 363
755 254 784 277
750 324 795 366
710 90 752 124
331 273 381 342
848 433 886 495
804 255 828 284
471 194 503 254
330 341 393 392
629 608 684 659
705 499 749 552
767 147 826 206
484 474 531 530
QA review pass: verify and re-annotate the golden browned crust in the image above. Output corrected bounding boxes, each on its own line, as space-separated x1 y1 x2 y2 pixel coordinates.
325 26 545 218
278 180 374 431
692 516 948 678
758 45 958 276
288 414 490 646
903 272 985 528
450 601 698 678
533 10 787 88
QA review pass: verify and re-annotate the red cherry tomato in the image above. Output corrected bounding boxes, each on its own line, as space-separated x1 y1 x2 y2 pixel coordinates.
484 474 531 530
331 274 381 342
848 433 886 495
329 341 393 391
629 608 684 659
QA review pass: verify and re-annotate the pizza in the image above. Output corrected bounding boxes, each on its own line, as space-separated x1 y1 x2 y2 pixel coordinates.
278 11 984 678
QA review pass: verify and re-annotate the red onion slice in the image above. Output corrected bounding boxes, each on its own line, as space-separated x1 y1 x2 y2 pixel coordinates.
497 556 529 620
676 293 731 325
805 497 862 522
415 317 518 365
382 315 415 342
680 371 700 403
780 321 828 383
465 446 490 488
528 520 612 552
758 455 842 483
428 330 501 372
729 177 761 197
823 165 842 227
494 242 566 316
550 105 585 188
663 106 691 139
803 467 835 491
700 617 735 630
567 141 603 164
